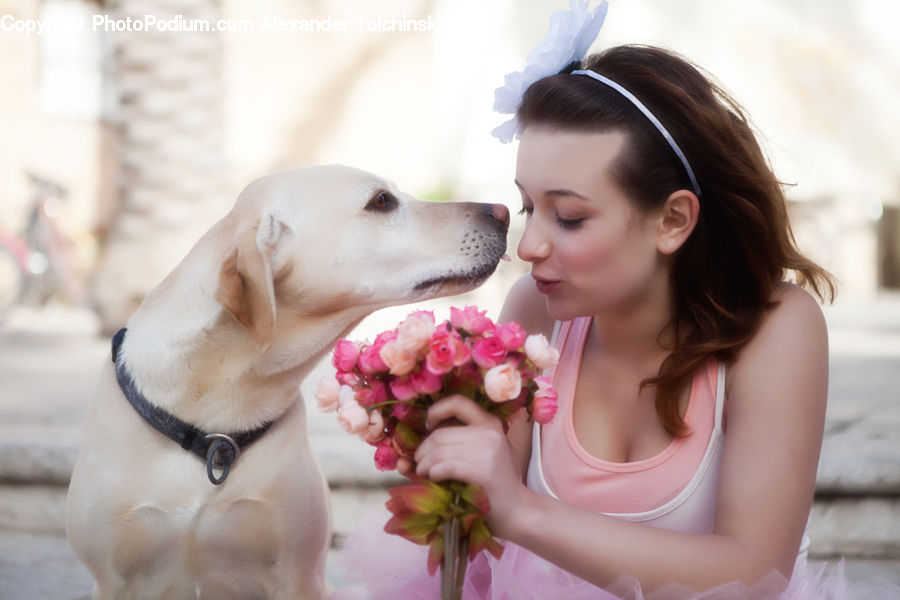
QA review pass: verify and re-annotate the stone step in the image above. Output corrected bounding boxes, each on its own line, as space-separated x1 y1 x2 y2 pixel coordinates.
2 481 898 562
809 497 900 559
2 511 900 600
2 526 897 600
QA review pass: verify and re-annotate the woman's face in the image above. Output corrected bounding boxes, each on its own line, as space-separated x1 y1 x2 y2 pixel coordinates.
515 127 667 321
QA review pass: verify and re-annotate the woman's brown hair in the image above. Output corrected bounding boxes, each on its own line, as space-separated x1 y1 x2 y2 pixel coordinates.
517 45 835 436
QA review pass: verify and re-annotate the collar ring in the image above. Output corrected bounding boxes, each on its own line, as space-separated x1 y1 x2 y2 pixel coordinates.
205 434 240 485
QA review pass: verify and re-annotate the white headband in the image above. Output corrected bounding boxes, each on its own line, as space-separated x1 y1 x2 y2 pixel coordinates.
571 69 702 197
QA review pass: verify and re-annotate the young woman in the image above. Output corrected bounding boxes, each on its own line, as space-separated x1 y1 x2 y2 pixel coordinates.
330 2 880 590
404 44 843 598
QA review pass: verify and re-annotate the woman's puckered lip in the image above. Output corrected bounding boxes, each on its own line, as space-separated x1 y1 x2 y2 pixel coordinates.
531 273 560 285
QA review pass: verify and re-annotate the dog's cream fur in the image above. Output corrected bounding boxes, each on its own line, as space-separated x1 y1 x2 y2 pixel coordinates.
66 165 508 599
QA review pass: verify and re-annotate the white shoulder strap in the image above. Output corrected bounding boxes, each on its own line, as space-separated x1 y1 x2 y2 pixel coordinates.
550 320 562 347
715 361 727 435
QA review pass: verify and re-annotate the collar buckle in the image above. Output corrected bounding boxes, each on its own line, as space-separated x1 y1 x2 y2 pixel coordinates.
205 433 241 485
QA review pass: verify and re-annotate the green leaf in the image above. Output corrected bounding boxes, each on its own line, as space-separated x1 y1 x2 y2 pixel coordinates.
394 422 421 453
460 484 491 517
384 512 441 545
427 533 445 575
467 518 505 561
400 481 452 515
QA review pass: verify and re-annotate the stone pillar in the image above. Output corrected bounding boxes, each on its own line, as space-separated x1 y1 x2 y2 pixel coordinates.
90 0 231 333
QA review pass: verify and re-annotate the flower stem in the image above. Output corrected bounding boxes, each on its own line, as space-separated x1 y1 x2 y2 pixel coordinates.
441 499 469 600
454 535 469 599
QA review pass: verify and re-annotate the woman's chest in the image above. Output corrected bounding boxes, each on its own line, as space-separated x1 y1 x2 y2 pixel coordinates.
570 358 689 464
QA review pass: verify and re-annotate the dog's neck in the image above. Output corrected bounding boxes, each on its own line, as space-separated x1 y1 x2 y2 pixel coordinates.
120 249 369 433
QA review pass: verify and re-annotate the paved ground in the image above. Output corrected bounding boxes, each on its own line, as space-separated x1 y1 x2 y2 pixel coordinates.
0 294 898 599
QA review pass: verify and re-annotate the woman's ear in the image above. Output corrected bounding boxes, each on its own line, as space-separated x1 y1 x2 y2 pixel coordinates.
656 190 699 255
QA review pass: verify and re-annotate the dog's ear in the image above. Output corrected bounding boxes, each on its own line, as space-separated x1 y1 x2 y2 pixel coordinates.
215 215 295 352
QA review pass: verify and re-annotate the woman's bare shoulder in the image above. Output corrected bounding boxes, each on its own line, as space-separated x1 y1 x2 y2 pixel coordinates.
728 282 829 399
757 282 826 351
499 273 555 338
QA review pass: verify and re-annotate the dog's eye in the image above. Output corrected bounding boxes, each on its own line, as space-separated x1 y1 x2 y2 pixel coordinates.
365 191 399 213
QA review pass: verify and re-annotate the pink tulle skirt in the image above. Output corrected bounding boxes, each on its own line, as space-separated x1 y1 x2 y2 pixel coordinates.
329 512 880 600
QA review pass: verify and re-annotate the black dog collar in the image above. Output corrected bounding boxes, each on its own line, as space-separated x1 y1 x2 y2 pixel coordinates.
111 328 273 485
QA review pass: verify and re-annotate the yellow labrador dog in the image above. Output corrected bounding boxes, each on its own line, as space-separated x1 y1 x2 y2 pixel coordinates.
66 165 509 599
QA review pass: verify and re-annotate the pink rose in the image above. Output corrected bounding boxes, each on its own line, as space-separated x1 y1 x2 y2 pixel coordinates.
358 341 389 375
396 311 436 353
408 310 436 323
315 377 341 412
471 336 507 369
355 380 388 407
337 399 369 434
335 371 359 386
532 376 558 424
332 339 361 372
411 369 443 395
361 329 398 375
534 375 553 390
484 363 522 402
425 329 471 375
450 305 494 335
524 334 560 370
494 322 527 350
361 410 386 443
392 402 416 422
374 440 400 471
379 341 418 376
390 376 418 402
453 361 482 388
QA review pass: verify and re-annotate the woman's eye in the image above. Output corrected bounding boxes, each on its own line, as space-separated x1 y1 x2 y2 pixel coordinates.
365 191 398 213
557 216 584 230
517 205 533 216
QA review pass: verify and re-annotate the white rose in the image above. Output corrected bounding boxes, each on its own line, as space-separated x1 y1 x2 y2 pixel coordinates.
379 341 418 376
315 377 341 412
395 313 436 353
524 334 560 370
484 363 523 403
360 410 386 444
337 399 369 435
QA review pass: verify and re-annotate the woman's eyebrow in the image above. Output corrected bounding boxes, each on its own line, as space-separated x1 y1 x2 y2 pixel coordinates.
545 189 590 201
514 180 589 201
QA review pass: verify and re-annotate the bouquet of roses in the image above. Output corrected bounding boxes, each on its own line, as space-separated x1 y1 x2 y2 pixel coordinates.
317 305 559 600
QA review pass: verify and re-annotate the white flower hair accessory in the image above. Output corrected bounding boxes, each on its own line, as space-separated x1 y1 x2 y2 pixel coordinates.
492 0 609 143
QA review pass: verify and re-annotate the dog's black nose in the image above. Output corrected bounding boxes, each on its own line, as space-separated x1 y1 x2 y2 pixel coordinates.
488 203 510 229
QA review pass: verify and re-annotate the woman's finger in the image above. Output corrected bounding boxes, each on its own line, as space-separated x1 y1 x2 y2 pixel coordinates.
417 457 476 484
425 394 498 430
396 457 414 478
415 436 486 480
415 426 507 478
416 425 488 462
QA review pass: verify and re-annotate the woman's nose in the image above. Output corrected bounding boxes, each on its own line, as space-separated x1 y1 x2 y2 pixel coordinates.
517 219 550 263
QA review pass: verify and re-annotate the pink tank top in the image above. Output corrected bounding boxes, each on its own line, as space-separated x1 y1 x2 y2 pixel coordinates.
525 317 812 562
527 317 726 533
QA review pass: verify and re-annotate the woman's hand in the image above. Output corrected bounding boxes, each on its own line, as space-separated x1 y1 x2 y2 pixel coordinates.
412 394 530 537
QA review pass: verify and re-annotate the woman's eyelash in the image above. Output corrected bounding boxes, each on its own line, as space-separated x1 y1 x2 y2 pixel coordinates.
557 217 584 230
517 202 583 229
